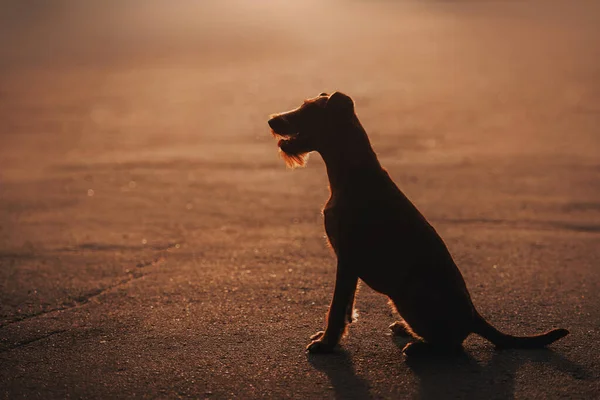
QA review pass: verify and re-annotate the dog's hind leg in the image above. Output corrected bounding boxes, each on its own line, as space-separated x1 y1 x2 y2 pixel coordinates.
387 297 414 338
402 339 464 357
399 318 468 357
307 262 358 353
389 320 412 337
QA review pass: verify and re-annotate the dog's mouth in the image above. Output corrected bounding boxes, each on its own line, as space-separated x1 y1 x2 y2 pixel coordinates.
271 131 300 152
268 115 310 168
269 115 303 153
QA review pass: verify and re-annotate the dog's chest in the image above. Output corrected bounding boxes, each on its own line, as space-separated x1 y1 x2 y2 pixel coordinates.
322 195 371 254
323 202 340 252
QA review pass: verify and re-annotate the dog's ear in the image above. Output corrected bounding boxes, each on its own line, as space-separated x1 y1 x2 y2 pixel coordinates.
326 91 354 117
319 92 329 96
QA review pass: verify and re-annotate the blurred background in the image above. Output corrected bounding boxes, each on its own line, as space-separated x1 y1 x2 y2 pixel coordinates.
1 1 599 398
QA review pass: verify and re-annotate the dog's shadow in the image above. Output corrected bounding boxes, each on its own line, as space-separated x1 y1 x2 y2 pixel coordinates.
307 349 372 400
393 337 590 399
308 338 589 399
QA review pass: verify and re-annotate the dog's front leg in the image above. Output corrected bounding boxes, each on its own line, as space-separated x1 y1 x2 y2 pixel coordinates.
307 262 358 353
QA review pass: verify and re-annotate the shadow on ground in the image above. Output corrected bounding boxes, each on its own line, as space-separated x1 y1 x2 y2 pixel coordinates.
308 350 372 400
307 338 590 400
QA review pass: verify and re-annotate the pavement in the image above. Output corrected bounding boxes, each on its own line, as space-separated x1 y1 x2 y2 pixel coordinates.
1 1 599 398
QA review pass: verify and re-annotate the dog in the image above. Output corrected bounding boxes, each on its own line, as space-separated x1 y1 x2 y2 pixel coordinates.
268 92 569 356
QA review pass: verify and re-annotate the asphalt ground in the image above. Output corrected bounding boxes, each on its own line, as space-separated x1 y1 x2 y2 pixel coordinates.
1 1 599 398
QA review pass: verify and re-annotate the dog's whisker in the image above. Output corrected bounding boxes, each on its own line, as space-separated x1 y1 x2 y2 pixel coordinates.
270 129 281 139
279 149 308 169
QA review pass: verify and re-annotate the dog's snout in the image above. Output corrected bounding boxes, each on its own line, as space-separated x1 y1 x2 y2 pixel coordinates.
268 117 281 130
268 116 294 135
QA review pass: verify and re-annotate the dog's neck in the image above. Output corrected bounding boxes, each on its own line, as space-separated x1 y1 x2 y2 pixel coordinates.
319 117 382 192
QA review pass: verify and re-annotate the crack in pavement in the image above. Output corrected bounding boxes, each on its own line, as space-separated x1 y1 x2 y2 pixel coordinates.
0 329 67 353
0 256 166 329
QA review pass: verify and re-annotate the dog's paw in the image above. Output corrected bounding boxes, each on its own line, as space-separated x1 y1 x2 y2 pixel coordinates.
306 339 336 354
389 321 411 337
402 341 430 356
307 331 336 353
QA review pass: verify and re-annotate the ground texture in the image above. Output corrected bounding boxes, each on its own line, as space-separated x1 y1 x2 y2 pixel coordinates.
1 1 599 398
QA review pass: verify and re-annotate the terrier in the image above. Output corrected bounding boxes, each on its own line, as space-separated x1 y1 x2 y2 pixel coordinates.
268 92 568 355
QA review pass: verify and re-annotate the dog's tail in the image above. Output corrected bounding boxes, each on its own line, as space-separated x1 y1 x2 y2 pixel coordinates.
472 311 569 349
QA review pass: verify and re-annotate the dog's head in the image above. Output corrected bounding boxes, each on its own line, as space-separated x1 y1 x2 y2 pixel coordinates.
268 92 355 168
